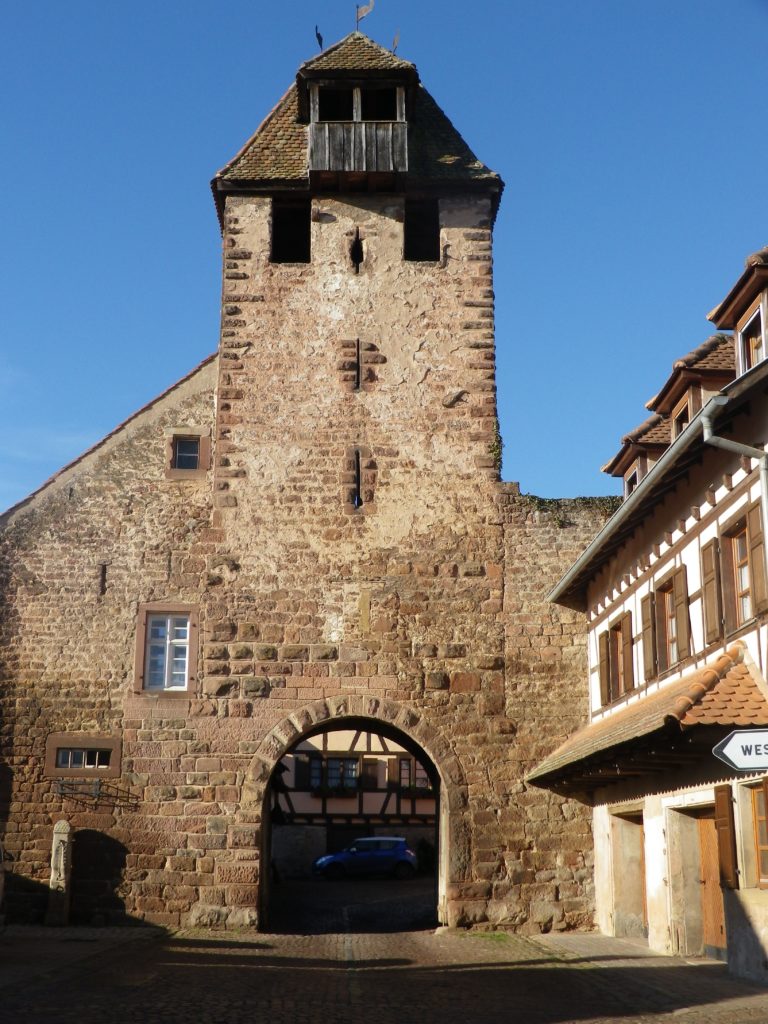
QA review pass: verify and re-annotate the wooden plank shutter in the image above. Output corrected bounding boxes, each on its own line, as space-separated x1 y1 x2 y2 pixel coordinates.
294 755 310 790
598 631 610 706
714 784 738 889
641 593 657 681
748 502 768 613
361 758 378 790
701 538 722 645
673 567 691 661
621 612 634 692
721 533 738 635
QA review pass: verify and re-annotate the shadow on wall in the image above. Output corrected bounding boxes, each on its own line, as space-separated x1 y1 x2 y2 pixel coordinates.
3 830 138 927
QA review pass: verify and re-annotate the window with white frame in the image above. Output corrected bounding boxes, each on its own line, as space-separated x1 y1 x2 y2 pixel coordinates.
144 614 190 690
738 301 767 375
134 604 198 694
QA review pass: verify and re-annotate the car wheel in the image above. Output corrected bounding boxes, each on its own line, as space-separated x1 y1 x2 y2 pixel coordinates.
393 862 415 880
324 863 345 881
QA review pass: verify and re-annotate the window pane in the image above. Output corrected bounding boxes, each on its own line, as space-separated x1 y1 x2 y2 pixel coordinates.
327 760 341 787
415 763 429 788
56 749 70 768
760 850 768 880
71 750 84 767
310 759 322 788
96 750 110 767
171 617 189 640
149 617 167 641
399 759 411 787
173 438 200 470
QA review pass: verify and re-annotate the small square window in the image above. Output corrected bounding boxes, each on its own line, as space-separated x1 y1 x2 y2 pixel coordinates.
361 88 397 121
164 430 210 479
318 87 354 122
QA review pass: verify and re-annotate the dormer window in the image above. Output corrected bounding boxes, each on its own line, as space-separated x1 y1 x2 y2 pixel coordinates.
673 402 690 438
314 85 403 124
625 469 639 497
308 82 408 176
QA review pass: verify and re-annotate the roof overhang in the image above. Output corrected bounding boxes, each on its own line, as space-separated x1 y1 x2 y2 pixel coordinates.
709 264 768 330
528 644 768 796
550 360 768 609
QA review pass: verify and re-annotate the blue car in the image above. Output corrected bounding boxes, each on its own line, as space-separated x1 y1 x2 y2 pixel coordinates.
313 836 417 880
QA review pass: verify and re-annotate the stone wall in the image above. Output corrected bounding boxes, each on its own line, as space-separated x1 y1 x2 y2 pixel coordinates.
0 190 615 932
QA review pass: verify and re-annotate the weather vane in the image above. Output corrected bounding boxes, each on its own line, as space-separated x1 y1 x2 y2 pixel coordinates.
356 0 374 30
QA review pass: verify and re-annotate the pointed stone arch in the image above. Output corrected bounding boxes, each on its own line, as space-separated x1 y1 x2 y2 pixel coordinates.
233 693 470 929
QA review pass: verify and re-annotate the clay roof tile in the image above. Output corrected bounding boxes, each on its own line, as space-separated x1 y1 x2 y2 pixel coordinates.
528 643 768 784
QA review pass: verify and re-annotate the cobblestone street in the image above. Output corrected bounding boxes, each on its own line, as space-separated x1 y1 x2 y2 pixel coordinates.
3 924 768 1024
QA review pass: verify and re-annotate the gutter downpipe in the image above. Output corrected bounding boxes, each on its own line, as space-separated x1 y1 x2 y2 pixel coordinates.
701 394 768 582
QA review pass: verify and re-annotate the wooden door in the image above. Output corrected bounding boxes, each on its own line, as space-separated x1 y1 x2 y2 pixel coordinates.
698 815 727 958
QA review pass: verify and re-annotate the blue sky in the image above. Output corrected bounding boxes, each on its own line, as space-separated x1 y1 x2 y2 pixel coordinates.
1 0 767 511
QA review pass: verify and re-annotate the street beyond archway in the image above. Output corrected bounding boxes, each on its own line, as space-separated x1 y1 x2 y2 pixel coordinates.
3 927 768 1024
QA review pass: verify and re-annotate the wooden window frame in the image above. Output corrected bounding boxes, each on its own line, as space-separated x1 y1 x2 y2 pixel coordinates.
164 427 211 480
715 783 739 889
44 733 121 779
751 780 768 889
598 612 634 706
311 84 406 124
701 537 723 645
134 602 198 696
737 294 767 375
653 567 690 674
721 501 768 636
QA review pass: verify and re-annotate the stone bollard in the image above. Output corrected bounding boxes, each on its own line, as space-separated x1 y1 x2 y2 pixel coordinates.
45 820 72 926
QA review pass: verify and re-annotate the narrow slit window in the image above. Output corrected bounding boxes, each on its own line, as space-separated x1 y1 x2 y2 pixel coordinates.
98 563 108 597
354 339 362 391
353 449 363 508
404 199 440 262
350 228 364 273
271 199 311 264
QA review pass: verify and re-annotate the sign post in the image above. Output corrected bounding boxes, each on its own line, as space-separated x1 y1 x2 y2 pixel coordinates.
713 730 768 772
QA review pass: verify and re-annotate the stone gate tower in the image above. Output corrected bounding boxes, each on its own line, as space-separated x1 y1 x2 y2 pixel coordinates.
0 33 610 932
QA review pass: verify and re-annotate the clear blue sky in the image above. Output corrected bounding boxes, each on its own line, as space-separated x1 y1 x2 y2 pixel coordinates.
2 0 767 511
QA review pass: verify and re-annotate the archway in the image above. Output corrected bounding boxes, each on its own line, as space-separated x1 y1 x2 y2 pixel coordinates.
239 695 469 932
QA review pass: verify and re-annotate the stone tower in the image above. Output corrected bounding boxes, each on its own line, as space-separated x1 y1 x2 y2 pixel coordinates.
0 33 609 932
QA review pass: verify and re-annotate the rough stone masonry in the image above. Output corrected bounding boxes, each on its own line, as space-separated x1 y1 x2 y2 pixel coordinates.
0 33 614 932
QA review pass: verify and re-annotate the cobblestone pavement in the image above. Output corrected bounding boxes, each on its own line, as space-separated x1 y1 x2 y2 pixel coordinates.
3 925 768 1024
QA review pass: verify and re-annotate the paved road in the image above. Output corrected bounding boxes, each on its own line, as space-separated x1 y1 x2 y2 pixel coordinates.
3 926 768 1024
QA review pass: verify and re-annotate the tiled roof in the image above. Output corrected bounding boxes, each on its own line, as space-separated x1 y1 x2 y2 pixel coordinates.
217 86 308 183
528 644 768 783
623 414 669 447
672 333 735 373
299 32 415 74
601 414 669 475
215 35 500 188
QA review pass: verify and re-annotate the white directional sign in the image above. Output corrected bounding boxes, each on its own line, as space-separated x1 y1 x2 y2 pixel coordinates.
713 730 768 772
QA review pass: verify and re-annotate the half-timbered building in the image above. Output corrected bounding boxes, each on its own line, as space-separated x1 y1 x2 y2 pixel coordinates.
531 247 768 982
